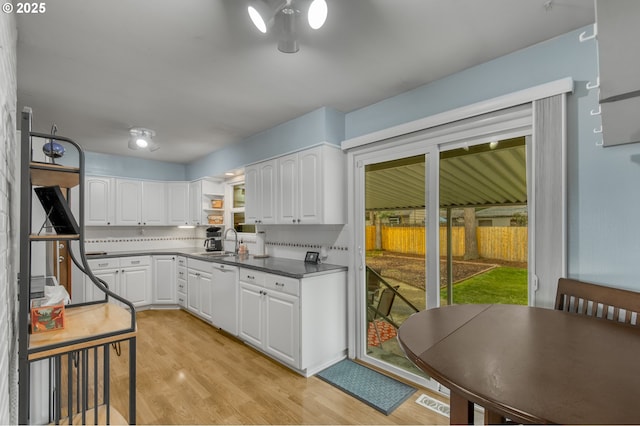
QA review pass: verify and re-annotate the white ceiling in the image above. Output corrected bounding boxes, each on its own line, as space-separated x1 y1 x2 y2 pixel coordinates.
16 0 594 164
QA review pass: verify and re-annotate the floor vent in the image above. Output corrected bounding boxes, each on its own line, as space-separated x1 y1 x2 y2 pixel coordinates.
415 393 450 418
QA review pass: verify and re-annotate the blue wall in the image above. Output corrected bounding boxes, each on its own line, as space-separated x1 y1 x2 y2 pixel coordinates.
186 106 344 180
82 106 344 181
85 151 187 180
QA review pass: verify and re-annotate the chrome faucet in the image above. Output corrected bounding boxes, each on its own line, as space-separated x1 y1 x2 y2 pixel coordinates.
224 227 239 254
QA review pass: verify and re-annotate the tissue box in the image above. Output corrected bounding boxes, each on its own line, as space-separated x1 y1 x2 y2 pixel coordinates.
30 299 65 333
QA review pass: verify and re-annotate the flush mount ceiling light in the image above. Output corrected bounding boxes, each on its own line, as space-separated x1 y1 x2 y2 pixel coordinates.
128 127 159 152
247 0 328 53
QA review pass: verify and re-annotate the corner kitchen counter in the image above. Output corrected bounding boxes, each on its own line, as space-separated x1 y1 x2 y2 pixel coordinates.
86 248 347 278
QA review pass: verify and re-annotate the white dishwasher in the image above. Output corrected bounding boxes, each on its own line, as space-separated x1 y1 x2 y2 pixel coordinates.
211 263 239 336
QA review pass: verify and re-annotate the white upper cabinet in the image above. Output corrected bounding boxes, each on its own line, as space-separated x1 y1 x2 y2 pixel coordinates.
259 161 276 224
166 182 190 225
244 165 259 224
85 177 115 226
274 145 346 225
297 147 323 224
277 153 298 224
245 159 276 225
115 179 142 226
247 145 345 225
142 181 166 226
85 177 222 227
189 180 202 226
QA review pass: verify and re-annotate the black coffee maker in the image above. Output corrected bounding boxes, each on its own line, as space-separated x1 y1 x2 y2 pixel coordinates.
204 226 223 252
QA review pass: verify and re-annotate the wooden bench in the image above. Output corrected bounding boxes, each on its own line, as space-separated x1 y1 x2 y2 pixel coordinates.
555 278 640 326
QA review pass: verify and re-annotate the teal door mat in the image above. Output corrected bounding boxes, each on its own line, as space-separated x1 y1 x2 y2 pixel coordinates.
316 359 417 415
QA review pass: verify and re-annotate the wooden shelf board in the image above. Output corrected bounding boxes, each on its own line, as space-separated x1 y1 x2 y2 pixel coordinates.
52 405 128 425
29 303 136 361
204 209 224 213
30 234 79 241
203 193 223 198
30 162 80 188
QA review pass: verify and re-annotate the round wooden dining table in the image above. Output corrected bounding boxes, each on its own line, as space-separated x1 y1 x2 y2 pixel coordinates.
397 304 640 425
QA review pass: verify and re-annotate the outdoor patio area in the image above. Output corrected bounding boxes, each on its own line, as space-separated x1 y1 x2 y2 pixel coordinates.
365 250 528 375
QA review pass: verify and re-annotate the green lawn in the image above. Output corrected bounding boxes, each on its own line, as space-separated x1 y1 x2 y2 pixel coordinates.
440 266 528 305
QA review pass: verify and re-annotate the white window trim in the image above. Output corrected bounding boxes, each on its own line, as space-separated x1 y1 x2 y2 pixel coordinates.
342 77 573 151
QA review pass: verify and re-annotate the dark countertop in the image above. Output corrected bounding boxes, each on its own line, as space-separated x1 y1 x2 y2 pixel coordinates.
85 247 347 279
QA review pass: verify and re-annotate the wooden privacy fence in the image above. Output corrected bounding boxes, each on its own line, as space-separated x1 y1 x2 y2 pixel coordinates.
365 225 528 262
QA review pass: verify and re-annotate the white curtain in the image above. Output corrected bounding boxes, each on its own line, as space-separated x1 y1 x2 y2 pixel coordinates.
530 94 567 307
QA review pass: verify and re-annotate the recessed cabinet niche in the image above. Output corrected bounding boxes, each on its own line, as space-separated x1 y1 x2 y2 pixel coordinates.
245 144 345 225
84 177 222 226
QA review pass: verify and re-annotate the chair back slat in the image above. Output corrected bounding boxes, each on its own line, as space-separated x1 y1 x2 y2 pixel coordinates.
555 278 640 326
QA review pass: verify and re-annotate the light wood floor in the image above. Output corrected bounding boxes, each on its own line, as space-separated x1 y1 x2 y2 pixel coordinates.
110 309 449 425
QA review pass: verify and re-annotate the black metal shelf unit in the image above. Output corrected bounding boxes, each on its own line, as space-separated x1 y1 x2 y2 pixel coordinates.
18 107 137 425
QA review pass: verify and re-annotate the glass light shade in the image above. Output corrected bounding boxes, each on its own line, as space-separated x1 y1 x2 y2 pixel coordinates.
308 0 327 29
136 138 148 148
42 141 65 159
248 6 268 33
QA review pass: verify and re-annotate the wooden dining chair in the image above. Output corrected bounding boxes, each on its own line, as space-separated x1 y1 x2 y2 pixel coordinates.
555 278 640 326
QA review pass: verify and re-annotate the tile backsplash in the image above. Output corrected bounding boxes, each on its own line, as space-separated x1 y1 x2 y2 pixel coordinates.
83 226 201 252
82 224 351 266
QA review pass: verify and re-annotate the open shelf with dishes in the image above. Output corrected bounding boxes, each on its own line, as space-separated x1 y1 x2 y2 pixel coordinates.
203 192 225 225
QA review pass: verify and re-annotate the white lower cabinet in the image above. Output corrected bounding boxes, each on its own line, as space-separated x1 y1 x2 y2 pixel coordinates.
120 265 151 307
238 268 346 376
152 255 177 304
176 256 187 308
264 287 300 366
85 256 151 308
239 280 300 367
187 259 213 321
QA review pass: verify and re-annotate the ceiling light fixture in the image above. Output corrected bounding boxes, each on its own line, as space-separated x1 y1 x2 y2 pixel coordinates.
128 127 159 152
247 0 328 53
307 0 327 29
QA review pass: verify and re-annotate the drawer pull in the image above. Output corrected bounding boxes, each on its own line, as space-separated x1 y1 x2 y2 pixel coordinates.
131 260 140 265
275 282 285 287
98 263 108 267
247 275 255 280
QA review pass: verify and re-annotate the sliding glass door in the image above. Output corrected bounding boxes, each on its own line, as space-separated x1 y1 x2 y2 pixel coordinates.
351 95 567 387
363 154 428 378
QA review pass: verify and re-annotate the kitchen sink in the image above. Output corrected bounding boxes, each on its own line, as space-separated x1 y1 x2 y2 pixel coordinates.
195 251 234 257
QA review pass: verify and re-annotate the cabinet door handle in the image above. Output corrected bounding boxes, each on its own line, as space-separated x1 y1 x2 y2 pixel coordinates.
292 219 296 224
107 222 111 225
